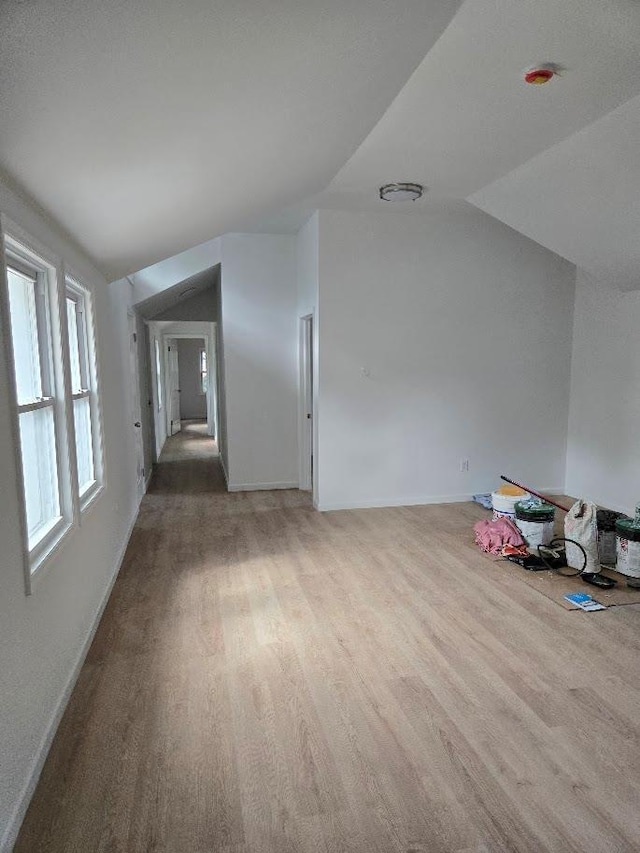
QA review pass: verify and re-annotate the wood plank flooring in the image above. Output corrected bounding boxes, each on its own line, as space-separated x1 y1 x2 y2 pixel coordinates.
15 424 640 852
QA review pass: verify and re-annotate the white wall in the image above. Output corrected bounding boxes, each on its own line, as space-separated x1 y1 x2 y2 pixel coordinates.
296 214 319 503
177 338 207 419
565 269 640 514
297 213 319 318
147 326 167 461
0 178 141 851
316 206 576 510
220 233 298 490
131 236 221 303
214 281 229 478
153 285 218 322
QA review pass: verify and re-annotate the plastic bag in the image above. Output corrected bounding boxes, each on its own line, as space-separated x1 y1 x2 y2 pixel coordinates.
564 500 600 573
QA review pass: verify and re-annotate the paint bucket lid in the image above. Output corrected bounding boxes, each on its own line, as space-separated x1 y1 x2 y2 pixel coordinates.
497 484 528 496
615 517 640 542
597 509 622 532
515 501 555 522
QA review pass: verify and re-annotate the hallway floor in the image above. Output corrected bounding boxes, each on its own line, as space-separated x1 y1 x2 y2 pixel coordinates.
14 432 640 852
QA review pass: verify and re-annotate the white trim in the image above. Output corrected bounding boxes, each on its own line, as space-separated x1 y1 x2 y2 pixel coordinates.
0 213 61 272
0 503 141 853
65 266 107 501
78 483 106 519
219 454 229 487
316 487 566 513
228 480 298 492
298 314 313 492
1 226 76 593
28 520 74 587
17 397 54 413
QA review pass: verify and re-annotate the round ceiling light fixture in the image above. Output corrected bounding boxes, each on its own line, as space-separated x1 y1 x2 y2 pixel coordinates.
379 182 424 202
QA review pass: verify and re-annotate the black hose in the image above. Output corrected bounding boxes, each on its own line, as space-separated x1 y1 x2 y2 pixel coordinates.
537 536 588 577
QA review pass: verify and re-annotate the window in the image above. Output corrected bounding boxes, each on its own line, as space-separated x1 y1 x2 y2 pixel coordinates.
200 346 208 395
3 227 106 585
5 247 67 563
65 278 102 504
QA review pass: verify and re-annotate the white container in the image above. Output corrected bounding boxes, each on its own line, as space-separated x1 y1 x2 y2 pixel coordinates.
616 536 640 578
515 518 554 548
491 491 528 521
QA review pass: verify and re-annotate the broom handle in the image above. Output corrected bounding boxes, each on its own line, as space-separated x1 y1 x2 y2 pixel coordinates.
500 475 572 513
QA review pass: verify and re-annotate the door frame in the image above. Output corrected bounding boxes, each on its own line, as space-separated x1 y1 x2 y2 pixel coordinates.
146 320 218 460
164 337 182 437
298 314 314 493
127 310 145 499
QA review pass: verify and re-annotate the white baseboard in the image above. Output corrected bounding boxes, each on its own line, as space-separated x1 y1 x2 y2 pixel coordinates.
228 481 298 492
0 504 141 853
317 487 566 513
219 455 229 487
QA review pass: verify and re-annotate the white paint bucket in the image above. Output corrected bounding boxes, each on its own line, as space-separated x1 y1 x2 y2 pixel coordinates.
514 501 555 548
515 518 554 548
491 491 528 521
615 518 640 577
616 538 640 577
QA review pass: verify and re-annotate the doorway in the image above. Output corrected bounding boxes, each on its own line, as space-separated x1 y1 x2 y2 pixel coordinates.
165 337 182 436
164 334 215 438
299 314 314 492
148 321 218 462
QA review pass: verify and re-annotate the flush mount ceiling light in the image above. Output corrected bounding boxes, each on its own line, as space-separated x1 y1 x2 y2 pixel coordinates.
379 182 424 202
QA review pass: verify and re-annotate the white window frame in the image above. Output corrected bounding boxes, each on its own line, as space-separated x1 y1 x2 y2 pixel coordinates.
1 223 74 590
65 274 104 512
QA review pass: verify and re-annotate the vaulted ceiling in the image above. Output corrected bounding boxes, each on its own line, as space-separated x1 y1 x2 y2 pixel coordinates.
0 0 462 279
2 0 640 287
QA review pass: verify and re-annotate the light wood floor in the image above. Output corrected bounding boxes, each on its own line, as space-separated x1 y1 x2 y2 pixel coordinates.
15 426 640 852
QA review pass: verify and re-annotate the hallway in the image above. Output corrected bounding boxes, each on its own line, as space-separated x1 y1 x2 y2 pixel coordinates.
14 431 640 852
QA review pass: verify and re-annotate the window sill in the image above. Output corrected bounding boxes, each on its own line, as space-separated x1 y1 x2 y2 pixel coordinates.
80 483 105 519
28 519 74 594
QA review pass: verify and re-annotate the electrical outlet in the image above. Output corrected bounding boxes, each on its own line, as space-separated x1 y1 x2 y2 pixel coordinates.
460 458 469 473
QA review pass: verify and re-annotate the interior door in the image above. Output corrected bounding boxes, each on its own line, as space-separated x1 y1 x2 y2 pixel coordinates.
300 315 313 491
166 338 181 435
128 312 145 497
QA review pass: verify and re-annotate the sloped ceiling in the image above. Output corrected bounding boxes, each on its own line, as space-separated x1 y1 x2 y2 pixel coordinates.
0 0 462 279
3 0 640 288
469 95 640 291
136 265 219 320
312 0 640 290
324 0 640 203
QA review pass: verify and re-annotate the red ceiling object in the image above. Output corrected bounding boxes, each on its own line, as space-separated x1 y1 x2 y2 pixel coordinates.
524 67 555 85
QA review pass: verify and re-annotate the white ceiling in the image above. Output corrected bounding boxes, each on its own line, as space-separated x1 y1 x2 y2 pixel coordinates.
314 0 640 290
326 0 640 202
470 94 640 291
135 264 219 320
3 0 640 288
130 237 221 302
0 0 462 279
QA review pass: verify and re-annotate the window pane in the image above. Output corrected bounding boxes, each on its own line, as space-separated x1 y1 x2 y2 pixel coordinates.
18 406 60 547
73 396 95 496
66 297 82 391
7 268 42 403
